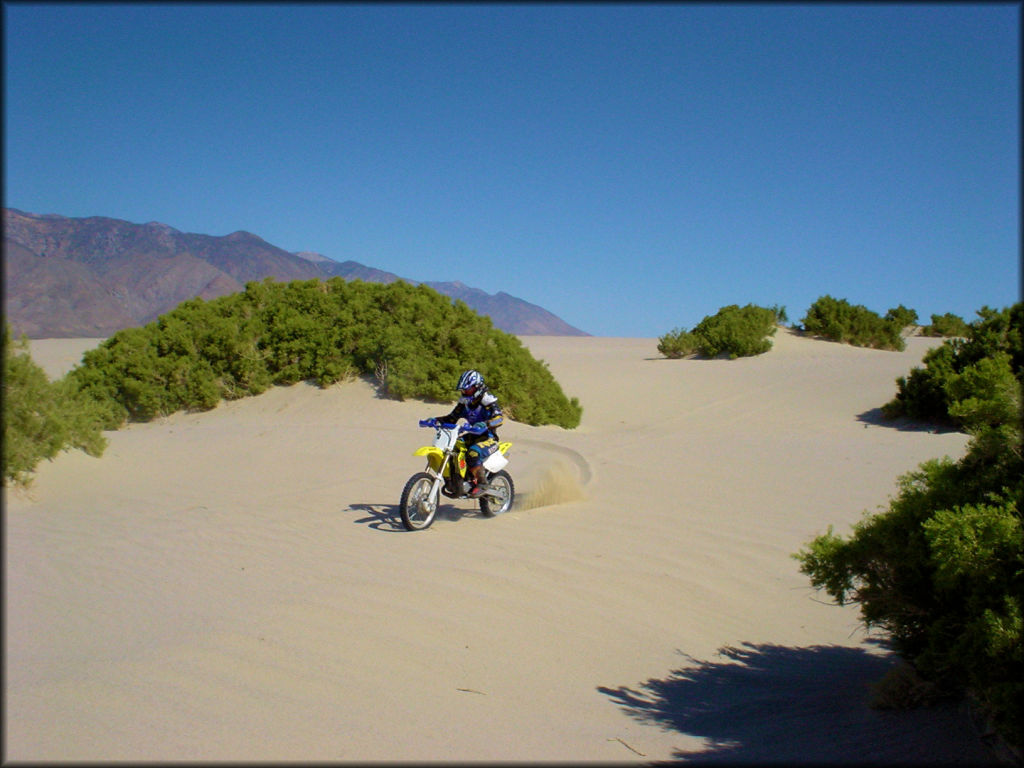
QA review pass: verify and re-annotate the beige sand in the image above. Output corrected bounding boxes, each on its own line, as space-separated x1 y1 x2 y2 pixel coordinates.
5 330 996 762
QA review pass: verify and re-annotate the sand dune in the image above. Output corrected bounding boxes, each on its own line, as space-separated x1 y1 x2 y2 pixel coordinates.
5 330 996 762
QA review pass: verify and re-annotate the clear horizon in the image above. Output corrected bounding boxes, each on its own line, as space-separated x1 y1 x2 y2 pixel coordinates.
4 4 1020 336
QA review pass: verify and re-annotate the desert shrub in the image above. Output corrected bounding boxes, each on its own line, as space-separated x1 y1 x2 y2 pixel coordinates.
691 304 778 358
658 304 780 359
795 395 1023 746
871 662 944 710
3 326 108 485
883 343 957 425
800 295 906 351
945 353 1021 430
883 304 1023 428
885 304 919 330
65 277 582 429
657 328 699 358
922 312 970 338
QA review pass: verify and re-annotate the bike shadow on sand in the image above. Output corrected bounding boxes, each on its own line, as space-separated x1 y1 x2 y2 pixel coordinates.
347 502 483 532
597 640 994 764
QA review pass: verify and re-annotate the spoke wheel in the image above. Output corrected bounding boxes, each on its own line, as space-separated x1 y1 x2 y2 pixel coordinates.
479 470 514 517
400 472 440 531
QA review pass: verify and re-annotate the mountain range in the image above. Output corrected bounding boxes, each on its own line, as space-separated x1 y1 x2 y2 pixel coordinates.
3 208 588 338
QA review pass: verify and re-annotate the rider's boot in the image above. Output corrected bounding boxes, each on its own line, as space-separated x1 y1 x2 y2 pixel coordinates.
467 465 487 498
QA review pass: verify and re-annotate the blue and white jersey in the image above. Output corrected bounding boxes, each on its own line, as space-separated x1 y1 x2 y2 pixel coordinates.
441 390 504 438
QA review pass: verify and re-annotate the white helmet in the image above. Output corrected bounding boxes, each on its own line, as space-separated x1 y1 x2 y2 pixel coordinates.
456 369 485 398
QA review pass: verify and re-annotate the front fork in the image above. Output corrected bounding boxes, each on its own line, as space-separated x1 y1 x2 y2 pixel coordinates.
425 453 453 507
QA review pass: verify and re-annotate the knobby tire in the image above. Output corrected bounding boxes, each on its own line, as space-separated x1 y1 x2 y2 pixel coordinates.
400 472 439 531
479 470 515 517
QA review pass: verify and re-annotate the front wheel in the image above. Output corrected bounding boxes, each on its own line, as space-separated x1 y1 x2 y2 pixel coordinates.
400 472 440 531
480 470 515 517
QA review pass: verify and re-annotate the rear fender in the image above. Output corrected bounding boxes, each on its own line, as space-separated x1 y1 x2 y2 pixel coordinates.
482 441 513 473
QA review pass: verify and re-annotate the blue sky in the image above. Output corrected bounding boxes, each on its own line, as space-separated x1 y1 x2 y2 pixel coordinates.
4 3 1019 337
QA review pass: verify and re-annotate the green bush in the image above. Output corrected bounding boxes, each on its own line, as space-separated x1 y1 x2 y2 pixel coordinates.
796 312 1023 747
657 328 699 359
3 326 108 485
794 409 1023 746
883 304 1023 428
658 304 780 359
922 312 970 338
692 304 779 358
797 305 1024 745
66 277 583 429
800 295 906 351
885 304 919 330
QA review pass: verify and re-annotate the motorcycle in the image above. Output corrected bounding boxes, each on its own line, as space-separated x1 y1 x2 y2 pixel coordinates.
399 419 515 531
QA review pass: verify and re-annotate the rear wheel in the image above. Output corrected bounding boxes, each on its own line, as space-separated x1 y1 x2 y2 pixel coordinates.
400 472 440 531
479 470 514 517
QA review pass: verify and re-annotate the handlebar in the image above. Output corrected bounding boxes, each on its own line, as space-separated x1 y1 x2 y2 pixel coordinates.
418 419 485 435
419 419 459 430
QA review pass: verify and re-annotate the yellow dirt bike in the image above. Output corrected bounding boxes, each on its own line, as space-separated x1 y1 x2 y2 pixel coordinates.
399 419 514 531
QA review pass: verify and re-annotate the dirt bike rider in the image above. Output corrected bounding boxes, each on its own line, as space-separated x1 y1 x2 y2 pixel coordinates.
430 369 504 498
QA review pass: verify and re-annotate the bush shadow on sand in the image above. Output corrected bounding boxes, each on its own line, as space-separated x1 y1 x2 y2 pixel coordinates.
598 641 994 764
856 407 961 434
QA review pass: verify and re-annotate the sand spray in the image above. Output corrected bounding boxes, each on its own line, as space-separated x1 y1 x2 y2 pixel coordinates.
515 459 587 511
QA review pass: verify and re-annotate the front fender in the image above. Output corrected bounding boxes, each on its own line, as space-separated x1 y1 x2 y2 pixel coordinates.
414 446 445 473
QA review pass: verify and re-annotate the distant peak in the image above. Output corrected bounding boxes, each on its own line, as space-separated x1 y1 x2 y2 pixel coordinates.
145 221 180 233
5 208 65 220
295 251 333 263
